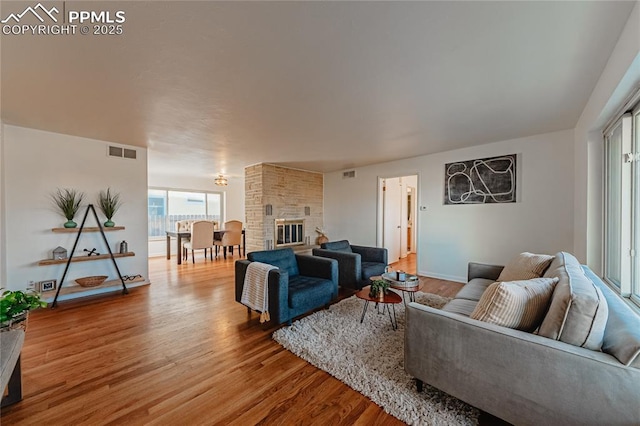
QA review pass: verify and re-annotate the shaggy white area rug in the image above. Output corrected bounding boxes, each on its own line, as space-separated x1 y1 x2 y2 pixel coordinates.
273 292 480 426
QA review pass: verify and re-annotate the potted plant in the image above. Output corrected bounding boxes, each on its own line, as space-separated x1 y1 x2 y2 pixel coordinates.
98 188 122 227
369 278 390 301
0 289 48 331
51 188 84 228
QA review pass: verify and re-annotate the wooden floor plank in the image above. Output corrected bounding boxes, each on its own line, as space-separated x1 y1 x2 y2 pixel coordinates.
1 254 466 425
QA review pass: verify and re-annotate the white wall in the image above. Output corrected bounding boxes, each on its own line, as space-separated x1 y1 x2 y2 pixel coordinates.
574 2 640 271
147 173 245 257
3 125 149 298
325 129 575 282
1 122 6 288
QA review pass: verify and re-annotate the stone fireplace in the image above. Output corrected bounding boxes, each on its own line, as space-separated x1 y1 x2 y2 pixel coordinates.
245 164 323 253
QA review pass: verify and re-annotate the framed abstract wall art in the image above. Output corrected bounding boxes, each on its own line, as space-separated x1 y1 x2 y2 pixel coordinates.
444 154 517 204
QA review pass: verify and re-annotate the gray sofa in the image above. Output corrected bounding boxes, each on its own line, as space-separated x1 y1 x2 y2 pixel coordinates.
405 252 640 425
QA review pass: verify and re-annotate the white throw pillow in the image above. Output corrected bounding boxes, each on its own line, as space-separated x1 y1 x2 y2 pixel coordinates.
470 277 559 331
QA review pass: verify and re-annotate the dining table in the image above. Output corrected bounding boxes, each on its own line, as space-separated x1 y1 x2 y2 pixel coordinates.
166 229 245 265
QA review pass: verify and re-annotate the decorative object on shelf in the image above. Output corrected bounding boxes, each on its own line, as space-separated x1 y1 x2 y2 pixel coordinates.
214 174 228 186
52 246 68 260
444 154 517 205
98 187 122 227
122 274 142 281
84 248 100 256
0 289 47 331
51 188 85 228
75 276 108 288
119 240 128 254
315 227 329 245
369 278 390 300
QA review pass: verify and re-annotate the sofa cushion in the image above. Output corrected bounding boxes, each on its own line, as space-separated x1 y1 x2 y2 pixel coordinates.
498 252 554 281
470 278 558 332
582 266 640 367
539 252 608 350
321 240 353 253
248 248 299 277
441 299 478 317
456 278 495 302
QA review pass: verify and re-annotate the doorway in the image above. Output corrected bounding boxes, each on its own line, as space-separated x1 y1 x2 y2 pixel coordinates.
377 175 418 273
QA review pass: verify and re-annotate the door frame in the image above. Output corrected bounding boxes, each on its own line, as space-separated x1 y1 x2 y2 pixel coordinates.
376 173 420 271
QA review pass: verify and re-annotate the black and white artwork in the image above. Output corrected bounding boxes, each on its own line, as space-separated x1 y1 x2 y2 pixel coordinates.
444 154 517 204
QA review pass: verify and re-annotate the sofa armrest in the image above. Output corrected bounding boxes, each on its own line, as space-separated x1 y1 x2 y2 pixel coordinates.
312 248 361 288
351 245 388 265
467 262 503 281
405 303 640 425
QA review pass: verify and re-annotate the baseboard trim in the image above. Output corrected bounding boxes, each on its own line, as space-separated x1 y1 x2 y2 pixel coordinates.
418 271 466 284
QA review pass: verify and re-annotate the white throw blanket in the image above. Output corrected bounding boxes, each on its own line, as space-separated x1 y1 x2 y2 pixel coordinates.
241 261 277 323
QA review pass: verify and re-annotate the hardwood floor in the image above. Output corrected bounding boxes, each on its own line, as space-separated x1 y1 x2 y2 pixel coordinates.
1 253 465 425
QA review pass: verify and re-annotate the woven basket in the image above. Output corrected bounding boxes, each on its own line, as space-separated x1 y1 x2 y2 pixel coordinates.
75 275 108 287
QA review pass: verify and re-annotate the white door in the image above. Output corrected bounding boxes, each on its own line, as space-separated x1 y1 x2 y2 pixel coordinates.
383 177 402 263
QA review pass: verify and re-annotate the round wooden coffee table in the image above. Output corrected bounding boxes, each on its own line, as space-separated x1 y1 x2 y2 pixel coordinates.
355 287 402 330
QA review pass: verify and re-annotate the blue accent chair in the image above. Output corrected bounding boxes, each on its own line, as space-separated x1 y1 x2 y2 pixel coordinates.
312 240 388 290
235 248 338 325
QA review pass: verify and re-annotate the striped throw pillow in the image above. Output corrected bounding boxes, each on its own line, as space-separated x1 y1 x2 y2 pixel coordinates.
470 277 559 331
497 252 554 281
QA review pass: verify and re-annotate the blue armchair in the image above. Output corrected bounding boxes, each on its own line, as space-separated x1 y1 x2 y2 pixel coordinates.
235 248 338 325
312 240 388 290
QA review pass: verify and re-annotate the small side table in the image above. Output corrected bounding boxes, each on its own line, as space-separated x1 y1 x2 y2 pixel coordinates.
355 287 402 330
381 273 423 306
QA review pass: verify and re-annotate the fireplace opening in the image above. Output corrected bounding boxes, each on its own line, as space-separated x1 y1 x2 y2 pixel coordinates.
275 219 304 247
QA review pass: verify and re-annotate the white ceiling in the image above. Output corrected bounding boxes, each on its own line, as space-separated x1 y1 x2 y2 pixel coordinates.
1 1 635 178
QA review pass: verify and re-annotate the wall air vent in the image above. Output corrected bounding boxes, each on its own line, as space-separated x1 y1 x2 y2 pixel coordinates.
108 146 137 160
342 170 356 179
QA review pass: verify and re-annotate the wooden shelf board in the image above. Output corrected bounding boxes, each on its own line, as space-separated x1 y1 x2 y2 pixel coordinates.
43 276 145 297
38 252 135 266
52 226 125 233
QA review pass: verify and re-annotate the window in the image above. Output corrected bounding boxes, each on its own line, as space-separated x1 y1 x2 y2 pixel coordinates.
603 103 638 306
148 189 223 238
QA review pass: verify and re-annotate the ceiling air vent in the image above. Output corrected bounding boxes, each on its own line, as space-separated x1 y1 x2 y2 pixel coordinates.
342 170 356 179
108 146 137 160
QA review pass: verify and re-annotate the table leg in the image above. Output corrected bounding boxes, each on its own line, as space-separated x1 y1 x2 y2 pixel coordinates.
360 301 369 323
387 303 395 329
387 304 398 330
177 234 182 265
166 235 171 260
242 232 246 256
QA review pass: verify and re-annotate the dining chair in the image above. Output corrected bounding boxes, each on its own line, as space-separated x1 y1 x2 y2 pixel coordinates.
183 220 215 263
175 220 194 261
215 220 243 259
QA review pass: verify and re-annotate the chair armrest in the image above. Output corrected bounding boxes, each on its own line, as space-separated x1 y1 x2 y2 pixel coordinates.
312 248 361 288
235 260 290 324
351 245 388 264
235 260 251 303
467 262 504 281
